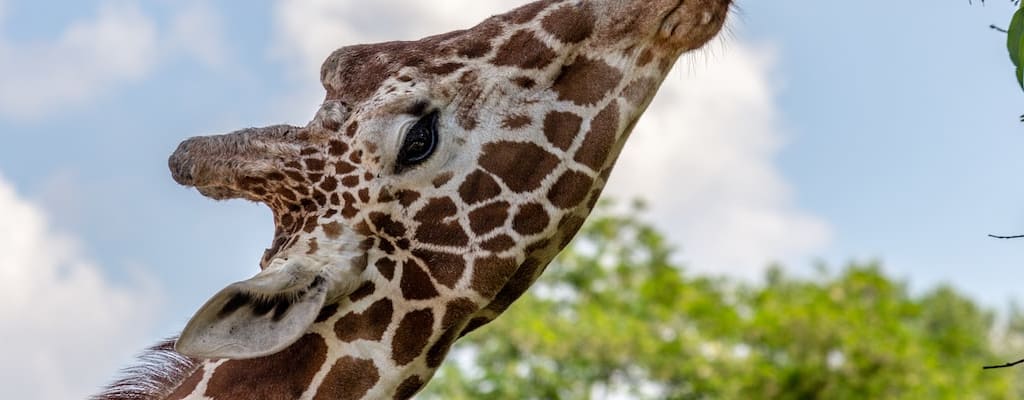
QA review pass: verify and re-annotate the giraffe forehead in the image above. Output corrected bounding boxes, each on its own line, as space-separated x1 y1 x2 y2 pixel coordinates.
318 0 602 107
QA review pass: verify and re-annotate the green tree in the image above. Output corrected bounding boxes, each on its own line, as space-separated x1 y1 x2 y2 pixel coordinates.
422 201 1024 399
1003 1 1024 93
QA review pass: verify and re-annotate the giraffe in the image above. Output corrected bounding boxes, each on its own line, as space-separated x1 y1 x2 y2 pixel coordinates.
95 0 732 398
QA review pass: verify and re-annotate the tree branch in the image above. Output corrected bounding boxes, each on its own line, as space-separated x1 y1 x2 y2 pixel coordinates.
989 234 1024 239
984 359 1024 369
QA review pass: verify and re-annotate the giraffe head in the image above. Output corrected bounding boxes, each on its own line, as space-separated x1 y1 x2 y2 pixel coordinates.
169 0 730 370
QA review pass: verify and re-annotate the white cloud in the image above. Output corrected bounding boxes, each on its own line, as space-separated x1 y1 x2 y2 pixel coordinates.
0 1 157 120
0 173 160 400
169 1 229 70
270 1 830 277
605 38 831 277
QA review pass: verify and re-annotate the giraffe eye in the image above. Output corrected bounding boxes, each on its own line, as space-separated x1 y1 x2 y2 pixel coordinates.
396 110 439 171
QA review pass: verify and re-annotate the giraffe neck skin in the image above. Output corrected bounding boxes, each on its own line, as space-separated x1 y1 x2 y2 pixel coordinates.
95 1 732 399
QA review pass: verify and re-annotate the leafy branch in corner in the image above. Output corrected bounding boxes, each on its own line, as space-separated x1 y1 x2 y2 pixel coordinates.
975 0 1024 120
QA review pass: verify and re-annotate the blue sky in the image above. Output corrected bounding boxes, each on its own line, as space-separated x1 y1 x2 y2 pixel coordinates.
0 0 1022 398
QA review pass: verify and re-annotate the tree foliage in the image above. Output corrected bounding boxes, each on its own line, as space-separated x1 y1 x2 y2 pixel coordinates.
422 201 1024 399
1007 2 1024 91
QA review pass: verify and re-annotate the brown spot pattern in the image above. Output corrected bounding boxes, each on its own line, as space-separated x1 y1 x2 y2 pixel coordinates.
328 140 348 156
552 57 623 106
393 376 425 400
459 169 502 205
414 198 470 246
543 111 583 151
574 102 620 170
335 298 393 342
559 214 588 247
397 190 420 207
424 298 480 369
413 248 465 289
313 357 379 400
541 3 595 44
392 309 435 366
426 327 461 369
471 255 520 298
376 258 397 280
315 303 339 324
492 30 556 70
334 161 356 175
479 141 559 193
205 334 327 399
443 298 479 328
432 172 454 188
468 201 510 235
322 221 342 239
348 281 375 302
370 212 407 238
400 260 441 300
481 234 516 252
456 22 499 59
513 203 551 235
484 258 544 316
547 169 594 209
305 158 325 171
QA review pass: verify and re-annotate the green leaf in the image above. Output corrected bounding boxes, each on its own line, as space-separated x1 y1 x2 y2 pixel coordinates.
1008 7 1024 67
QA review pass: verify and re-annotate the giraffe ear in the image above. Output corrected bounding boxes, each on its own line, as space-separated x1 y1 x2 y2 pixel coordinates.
175 264 328 360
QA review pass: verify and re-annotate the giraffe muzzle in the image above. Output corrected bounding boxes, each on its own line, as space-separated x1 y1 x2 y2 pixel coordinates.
658 0 732 50
168 124 305 202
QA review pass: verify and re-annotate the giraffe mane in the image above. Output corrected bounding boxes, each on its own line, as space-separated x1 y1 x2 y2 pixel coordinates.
92 339 200 400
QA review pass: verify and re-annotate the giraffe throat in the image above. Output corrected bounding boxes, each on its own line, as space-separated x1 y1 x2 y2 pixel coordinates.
96 0 733 399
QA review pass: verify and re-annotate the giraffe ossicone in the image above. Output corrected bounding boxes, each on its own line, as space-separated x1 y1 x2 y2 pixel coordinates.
96 0 732 398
